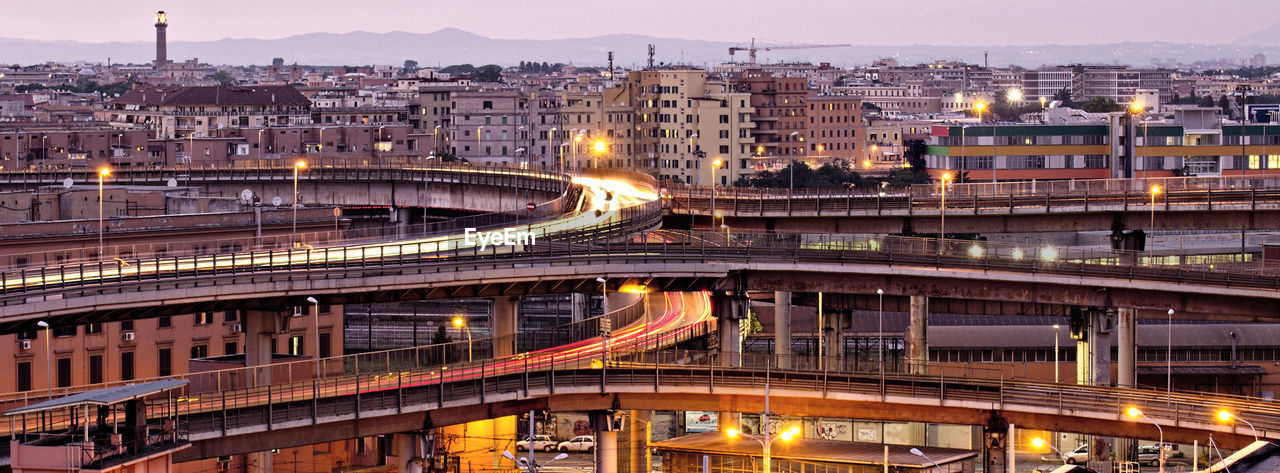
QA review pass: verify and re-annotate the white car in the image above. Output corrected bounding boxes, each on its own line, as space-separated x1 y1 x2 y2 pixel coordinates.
1040 444 1089 465
557 435 595 453
516 435 556 452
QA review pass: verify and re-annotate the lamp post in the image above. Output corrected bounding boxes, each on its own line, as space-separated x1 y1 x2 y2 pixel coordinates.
1131 101 1147 179
876 288 884 380
1166 308 1173 402
307 297 321 378
1032 437 1067 465
591 140 607 168
318 127 325 157
910 448 943 473
257 129 264 160
502 450 568 473
293 159 307 244
1052 324 1060 384
97 166 111 257
452 316 472 362
1150 185 1161 262
939 172 953 240
1126 407 1165 473
37 321 50 398
711 159 724 223
596 277 609 365
574 132 584 169
721 223 730 244
477 126 485 161
549 127 559 173
725 378 799 473
1216 411 1260 443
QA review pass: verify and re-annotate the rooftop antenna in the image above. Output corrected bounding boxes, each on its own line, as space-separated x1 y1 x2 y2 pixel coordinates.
647 44 655 70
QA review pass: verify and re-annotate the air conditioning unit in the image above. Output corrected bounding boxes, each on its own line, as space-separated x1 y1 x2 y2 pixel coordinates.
230 324 243 334
18 340 30 350
122 331 135 341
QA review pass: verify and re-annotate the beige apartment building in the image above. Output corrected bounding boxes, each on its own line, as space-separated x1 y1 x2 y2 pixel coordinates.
107 85 313 141
451 89 531 167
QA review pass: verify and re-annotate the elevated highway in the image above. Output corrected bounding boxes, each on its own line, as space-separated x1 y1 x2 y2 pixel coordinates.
665 175 1280 234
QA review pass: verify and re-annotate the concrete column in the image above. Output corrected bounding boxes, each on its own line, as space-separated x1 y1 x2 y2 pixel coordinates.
1115 308 1138 463
595 430 618 473
244 309 286 473
395 208 413 239
492 297 517 358
628 410 651 473
394 433 424 473
907 296 929 374
822 309 844 369
774 292 792 369
571 293 590 323
714 293 743 367
493 416 516 470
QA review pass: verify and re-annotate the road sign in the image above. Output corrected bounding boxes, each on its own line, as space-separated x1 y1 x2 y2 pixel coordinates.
526 202 536 211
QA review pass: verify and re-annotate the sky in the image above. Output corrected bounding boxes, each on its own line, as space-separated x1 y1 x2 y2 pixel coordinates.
2 0 1278 46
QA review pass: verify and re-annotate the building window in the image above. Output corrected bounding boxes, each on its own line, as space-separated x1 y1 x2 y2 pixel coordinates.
158 348 172 377
57 357 72 387
225 310 239 322
1186 156 1220 174
53 325 76 337
289 335 304 356
191 345 208 359
225 341 238 356
319 333 331 358
121 352 134 380
17 361 31 392
195 312 213 325
158 316 172 328
89 354 103 384
87 323 103 334
1084 155 1108 169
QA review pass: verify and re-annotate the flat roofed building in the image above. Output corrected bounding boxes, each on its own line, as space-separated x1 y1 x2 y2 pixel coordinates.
108 85 312 141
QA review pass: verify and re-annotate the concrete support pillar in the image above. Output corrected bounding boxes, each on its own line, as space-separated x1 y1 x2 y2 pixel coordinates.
493 416 516 470
394 433 424 473
491 297 517 358
822 309 844 369
1115 308 1138 463
571 293 590 323
982 415 1009 473
1074 308 1114 465
244 309 287 473
395 208 413 239
596 430 618 473
907 296 929 374
774 292 792 369
628 410 651 473
714 293 743 367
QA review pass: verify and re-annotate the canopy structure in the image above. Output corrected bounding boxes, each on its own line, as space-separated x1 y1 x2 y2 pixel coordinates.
4 379 188 416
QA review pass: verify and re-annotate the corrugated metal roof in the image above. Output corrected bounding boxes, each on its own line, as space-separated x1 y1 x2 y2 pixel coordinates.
4 379 188 416
651 432 977 468
1135 365 1266 376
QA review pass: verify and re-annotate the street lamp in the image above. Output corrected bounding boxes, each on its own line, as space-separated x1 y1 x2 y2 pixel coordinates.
1150 185 1161 262
573 132 584 169
502 450 568 473
1216 411 1260 443
876 289 884 380
549 127 559 172
711 159 724 226
788 131 801 192
1126 407 1165 473
596 277 609 365
306 296 321 378
97 166 111 257
292 159 307 244
1032 437 1067 465
910 448 943 472
1166 308 1174 401
36 321 50 398
591 139 607 168
452 316 473 362
725 378 799 473
721 223 730 243
477 126 485 160
939 172 953 240
1052 324 1060 384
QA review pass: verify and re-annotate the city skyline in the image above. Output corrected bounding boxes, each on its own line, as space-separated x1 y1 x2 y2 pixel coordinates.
3 0 1280 47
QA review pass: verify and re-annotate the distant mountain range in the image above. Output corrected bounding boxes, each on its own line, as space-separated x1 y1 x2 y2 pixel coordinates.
2 27 1279 69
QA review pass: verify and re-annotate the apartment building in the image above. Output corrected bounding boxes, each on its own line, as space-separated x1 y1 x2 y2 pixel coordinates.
806 94 864 167
1070 66 1173 105
732 69 808 160
923 108 1280 181
1021 69 1074 101
687 90 756 185
0 125 151 170
107 85 313 141
450 89 531 167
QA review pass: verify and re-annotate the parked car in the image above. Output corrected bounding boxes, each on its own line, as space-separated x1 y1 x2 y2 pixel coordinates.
1041 444 1089 464
1138 444 1172 466
516 435 556 452
557 436 595 453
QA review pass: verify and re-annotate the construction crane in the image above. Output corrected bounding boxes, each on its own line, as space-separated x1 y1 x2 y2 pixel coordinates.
729 38 850 65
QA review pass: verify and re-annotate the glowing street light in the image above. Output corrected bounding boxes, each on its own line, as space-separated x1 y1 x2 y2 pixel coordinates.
711 159 724 226
452 316 473 362
97 166 111 257
725 377 799 473
974 101 987 123
939 172 953 240
1007 89 1023 102
306 296 321 378
1126 407 1165 473
292 159 307 244
36 320 51 398
1150 185 1161 261
591 139 608 168
1032 437 1067 465
1216 410 1259 443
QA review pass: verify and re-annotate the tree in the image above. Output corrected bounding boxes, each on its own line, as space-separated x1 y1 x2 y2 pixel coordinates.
432 325 451 345
474 64 503 83
212 70 236 86
403 59 419 73
1219 95 1232 116
1052 88 1073 104
1078 97 1124 113
272 57 285 67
